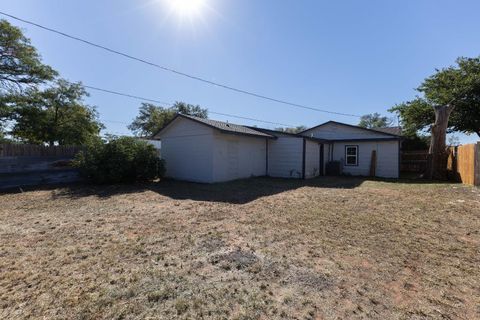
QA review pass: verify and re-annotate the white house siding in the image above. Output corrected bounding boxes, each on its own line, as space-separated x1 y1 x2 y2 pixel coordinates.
212 132 267 182
376 141 400 178
267 137 303 178
156 117 215 183
331 140 399 178
303 122 393 140
304 140 320 179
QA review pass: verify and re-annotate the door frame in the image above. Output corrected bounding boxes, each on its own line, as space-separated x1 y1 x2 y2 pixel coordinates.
319 143 325 176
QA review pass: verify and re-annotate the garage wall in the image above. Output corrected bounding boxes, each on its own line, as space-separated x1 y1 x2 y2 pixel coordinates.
212 133 267 182
267 137 303 178
159 117 215 183
305 140 320 179
331 140 399 178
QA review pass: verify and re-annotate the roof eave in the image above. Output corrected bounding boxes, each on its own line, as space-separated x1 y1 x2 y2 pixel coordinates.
300 120 402 137
327 137 402 142
153 114 275 140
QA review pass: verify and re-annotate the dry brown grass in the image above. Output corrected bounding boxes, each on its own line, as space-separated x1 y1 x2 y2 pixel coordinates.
0 177 479 319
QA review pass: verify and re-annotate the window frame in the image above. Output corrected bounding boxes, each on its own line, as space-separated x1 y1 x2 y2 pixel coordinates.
344 145 359 166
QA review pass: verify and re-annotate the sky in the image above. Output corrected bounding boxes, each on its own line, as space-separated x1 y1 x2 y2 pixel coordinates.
2 0 480 143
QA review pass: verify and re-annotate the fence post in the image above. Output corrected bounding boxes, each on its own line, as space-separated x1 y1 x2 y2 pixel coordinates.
475 142 480 186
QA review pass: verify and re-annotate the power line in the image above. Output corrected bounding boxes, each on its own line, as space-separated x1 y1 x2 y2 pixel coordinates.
0 11 362 118
79 83 396 135
84 85 171 106
83 84 297 127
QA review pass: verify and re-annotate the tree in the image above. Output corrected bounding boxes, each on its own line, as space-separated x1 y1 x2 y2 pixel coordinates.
389 99 434 137
0 19 57 92
0 19 58 141
390 59 480 139
274 126 307 134
389 56 480 179
8 80 103 145
129 101 208 137
402 134 430 151
358 113 393 129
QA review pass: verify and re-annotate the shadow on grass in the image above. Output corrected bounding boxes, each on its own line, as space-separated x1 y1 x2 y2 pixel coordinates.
46 176 368 204
4 175 461 204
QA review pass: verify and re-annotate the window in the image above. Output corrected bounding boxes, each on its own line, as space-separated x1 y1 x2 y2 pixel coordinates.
345 145 358 166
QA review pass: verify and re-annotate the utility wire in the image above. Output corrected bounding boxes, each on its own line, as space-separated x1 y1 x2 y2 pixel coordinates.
80 83 396 135
83 84 297 127
0 11 362 118
84 85 171 106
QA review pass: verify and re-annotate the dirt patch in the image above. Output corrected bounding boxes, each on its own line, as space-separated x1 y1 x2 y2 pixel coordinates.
197 236 226 253
288 269 333 291
210 249 258 270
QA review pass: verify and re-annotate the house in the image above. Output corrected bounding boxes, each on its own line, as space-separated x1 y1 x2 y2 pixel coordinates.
153 114 402 183
299 121 401 178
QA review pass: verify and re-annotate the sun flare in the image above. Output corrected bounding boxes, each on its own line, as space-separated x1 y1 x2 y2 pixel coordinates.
167 0 207 17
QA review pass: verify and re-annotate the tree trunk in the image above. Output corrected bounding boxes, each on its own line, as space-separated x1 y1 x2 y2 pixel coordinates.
425 105 455 180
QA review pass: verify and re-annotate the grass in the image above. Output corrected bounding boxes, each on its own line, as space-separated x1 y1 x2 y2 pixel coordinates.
0 177 479 319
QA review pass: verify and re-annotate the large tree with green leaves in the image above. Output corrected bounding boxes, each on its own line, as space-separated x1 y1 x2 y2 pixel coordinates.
8 80 103 145
129 101 208 137
0 19 57 92
358 113 393 129
389 56 480 179
0 19 58 141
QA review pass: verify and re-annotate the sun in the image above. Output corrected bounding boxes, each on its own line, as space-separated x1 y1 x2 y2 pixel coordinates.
167 0 207 17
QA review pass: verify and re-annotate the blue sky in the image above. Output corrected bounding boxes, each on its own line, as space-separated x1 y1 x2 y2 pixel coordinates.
3 0 480 142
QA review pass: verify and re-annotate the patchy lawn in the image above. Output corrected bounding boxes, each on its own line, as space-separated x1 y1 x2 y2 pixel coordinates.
0 177 479 319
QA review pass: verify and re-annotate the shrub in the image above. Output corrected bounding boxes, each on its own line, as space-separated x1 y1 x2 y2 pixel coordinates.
74 137 165 184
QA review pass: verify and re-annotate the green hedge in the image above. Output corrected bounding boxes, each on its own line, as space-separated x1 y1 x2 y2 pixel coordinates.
74 137 165 184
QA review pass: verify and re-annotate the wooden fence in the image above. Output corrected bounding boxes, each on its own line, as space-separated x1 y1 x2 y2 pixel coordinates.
0 144 84 158
401 150 429 173
447 143 480 186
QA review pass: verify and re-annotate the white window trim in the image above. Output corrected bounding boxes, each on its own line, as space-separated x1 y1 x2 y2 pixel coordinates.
345 145 359 166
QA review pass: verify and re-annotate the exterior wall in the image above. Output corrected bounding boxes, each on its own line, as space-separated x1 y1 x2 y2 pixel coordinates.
157 117 215 183
303 122 394 140
157 118 400 182
212 133 267 182
267 136 303 178
376 141 400 178
331 140 399 178
304 140 321 179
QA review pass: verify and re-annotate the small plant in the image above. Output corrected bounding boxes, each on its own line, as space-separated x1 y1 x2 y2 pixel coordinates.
147 288 175 303
74 136 165 184
174 298 189 315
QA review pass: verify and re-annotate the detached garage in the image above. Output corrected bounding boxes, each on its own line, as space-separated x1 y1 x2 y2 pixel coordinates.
153 114 273 183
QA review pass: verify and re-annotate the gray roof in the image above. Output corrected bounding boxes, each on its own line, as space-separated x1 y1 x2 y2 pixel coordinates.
154 114 402 141
300 121 403 137
172 114 275 138
375 126 402 136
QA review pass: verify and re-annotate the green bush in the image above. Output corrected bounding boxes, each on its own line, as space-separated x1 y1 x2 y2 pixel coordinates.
74 137 165 184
